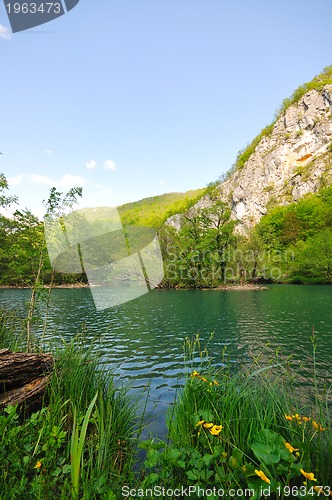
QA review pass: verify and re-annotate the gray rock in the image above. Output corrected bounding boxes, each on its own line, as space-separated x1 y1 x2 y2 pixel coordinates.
166 85 332 234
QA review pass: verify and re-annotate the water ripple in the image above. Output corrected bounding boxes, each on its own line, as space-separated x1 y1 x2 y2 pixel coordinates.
1 285 332 419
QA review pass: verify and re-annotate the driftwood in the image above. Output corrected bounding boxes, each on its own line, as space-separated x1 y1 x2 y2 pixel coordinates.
0 349 54 414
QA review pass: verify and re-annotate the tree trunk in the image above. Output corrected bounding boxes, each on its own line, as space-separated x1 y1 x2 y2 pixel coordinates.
0 349 54 414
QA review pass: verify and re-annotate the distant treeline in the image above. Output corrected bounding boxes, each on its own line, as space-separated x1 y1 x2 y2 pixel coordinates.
159 186 332 287
0 171 331 287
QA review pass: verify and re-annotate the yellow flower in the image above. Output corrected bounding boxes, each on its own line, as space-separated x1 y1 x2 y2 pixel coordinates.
285 414 293 421
196 420 205 426
34 461 42 469
191 370 200 378
255 469 270 484
312 420 326 431
213 380 219 386
312 420 319 430
203 422 214 429
201 377 208 383
313 486 324 495
209 424 223 436
285 442 299 454
302 416 311 422
300 469 317 482
241 465 247 472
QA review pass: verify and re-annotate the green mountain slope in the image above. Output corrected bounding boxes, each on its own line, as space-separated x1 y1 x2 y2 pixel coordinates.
117 188 207 229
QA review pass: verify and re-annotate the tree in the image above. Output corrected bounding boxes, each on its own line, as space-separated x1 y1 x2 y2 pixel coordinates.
198 198 238 283
0 173 17 208
159 195 237 287
25 186 83 352
294 229 332 282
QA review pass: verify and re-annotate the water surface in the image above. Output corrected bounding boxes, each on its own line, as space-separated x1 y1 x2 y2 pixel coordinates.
1 285 331 432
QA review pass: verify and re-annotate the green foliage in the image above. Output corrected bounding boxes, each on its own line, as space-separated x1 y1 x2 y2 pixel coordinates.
0 177 208 287
0 337 137 498
70 391 98 499
234 65 332 171
0 172 18 208
276 65 332 117
0 184 86 287
118 188 206 229
0 306 25 350
0 404 70 498
137 336 332 498
256 186 332 282
160 195 238 288
236 123 275 170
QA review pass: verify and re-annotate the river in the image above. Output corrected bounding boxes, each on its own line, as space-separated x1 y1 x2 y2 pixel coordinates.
0 285 331 435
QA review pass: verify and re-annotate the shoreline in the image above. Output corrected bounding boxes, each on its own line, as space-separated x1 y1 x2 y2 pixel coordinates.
0 283 89 290
208 283 269 291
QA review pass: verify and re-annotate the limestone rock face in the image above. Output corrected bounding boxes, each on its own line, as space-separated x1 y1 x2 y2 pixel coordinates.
166 85 332 233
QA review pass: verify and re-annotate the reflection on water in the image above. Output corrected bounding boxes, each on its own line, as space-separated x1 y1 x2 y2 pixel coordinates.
1 285 332 432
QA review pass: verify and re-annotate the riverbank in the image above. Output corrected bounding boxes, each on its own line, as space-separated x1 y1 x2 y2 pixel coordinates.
210 283 269 290
0 330 138 498
0 282 89 289
1 331 331 498
1 292 332 497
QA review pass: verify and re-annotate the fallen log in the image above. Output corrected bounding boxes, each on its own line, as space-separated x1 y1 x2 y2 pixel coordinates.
0 349 54 414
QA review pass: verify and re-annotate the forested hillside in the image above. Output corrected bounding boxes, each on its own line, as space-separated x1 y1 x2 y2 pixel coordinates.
0 181 207 286
160 185 332 287
160 66 332 287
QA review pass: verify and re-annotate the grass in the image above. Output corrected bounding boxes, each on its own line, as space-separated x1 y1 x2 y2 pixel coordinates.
0 306 25 351
139 335 332 499
1 308 332 498
0 312 139 499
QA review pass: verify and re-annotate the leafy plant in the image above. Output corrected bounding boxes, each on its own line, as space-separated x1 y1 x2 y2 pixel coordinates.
70 391 98 499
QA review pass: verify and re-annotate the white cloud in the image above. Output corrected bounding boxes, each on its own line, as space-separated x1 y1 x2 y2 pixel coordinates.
8 175 23 186
160 179 166 185
86 160 97 170
45 149 53 155
58 174 87 189
31 174 54 186
0 25 11 41
103 160 116 171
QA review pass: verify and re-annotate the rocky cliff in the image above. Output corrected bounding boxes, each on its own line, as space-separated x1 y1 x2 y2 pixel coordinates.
167 83 332 234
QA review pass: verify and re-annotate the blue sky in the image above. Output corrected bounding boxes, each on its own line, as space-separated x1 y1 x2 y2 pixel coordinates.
1 0 332 218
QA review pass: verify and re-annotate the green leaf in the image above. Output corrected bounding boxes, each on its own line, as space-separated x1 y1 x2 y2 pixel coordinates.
231 448 243 465
167 447 182 461
145 449 160 468
186 470 198 481
199 410 215 422
147 472 159 484
139 439 165 451
202 454 213 467
62 464 71 474
251 428 286 465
